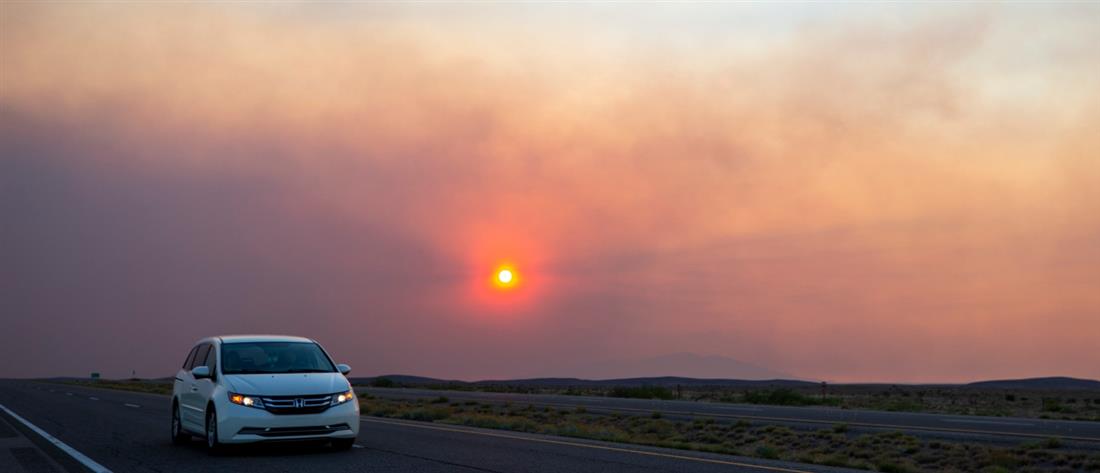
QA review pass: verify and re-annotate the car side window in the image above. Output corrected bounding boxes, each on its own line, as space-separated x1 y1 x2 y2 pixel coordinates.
182 346 198 369
202 344 216 370
190 344 211 370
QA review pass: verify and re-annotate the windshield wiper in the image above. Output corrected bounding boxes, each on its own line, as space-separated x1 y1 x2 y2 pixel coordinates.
283 369 332 373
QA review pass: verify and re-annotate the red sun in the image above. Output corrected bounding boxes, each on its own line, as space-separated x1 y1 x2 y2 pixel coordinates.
492 265 518 290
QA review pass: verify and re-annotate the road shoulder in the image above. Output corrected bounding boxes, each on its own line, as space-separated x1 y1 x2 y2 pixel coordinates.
0 405 88 473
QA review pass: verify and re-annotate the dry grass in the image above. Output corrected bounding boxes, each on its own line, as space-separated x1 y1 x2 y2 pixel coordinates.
360 395 1100 473
395 382 1100 421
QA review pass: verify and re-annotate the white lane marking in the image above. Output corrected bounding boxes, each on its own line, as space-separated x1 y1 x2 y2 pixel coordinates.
0 403 113 473
940 418 1034 427
352 444 365 449
89 397 99 401
361 417 812 473
123 403 141 408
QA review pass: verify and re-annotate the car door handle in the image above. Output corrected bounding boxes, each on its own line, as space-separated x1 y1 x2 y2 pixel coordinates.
190 383 197 392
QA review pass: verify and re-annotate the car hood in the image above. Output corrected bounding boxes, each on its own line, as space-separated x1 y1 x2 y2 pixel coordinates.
223 373 350 396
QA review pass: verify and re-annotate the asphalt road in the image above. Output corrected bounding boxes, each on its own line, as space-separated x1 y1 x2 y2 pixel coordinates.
0 380 852 473
361 387 1100 443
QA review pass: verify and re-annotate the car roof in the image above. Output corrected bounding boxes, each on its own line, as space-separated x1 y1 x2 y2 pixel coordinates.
212 335 316 344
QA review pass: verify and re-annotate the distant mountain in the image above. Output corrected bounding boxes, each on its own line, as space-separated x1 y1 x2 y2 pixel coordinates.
351 353 800 387
477 376 816 388
563 353 798 381
349 374 465 386
351 374 814 388
967 377 1100 390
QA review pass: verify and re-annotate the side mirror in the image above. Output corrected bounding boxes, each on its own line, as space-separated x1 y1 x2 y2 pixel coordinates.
192 366 211 379
336 364 351 375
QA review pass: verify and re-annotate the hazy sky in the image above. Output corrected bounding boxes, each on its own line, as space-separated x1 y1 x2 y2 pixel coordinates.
2 3 1098 382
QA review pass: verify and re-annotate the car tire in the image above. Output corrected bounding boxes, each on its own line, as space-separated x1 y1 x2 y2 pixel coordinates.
331 438 355 451
170 402 190 445
205 408 224 455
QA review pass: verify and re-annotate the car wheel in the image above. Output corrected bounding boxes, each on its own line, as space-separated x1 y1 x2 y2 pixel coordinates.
205 408 224 455
170 403 189 445
331 438 356 451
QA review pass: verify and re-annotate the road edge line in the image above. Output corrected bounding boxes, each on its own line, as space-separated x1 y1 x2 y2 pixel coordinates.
0 403 112 473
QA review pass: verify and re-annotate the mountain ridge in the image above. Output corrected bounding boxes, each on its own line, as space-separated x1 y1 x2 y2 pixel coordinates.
349 375 1100 389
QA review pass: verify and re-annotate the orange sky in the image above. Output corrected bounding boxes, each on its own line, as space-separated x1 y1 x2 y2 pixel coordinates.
2 3 1098 382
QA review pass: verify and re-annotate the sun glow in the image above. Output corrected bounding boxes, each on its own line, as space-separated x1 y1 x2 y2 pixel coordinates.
492 265 518 290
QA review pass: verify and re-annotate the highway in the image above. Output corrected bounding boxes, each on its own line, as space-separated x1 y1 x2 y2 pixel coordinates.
361 387 1100 443
0 380 851 473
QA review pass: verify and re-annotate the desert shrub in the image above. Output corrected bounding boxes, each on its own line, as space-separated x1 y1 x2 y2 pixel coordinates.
365 403 398 417
1043 399 1066 412
608 386 675 400
988 450 1019 469
755 445 779 459
452 414 508 429
371 377 396 388
742 388 840 406
883 399 923 412
401 406 452 422
875 460 912 473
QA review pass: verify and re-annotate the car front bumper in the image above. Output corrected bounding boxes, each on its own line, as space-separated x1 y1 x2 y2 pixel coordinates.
216 398 360 444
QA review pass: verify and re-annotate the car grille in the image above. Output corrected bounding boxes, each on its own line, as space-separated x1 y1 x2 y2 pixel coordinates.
260 394 333 415
238 423 351 437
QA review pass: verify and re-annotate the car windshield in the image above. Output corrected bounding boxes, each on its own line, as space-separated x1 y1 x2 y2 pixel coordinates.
221 342 336 375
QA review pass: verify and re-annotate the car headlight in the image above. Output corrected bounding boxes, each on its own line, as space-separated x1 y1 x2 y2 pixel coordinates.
331 389 355 405
229 392 265 409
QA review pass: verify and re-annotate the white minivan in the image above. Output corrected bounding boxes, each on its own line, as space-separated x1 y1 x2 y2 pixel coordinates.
171 335 360 453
